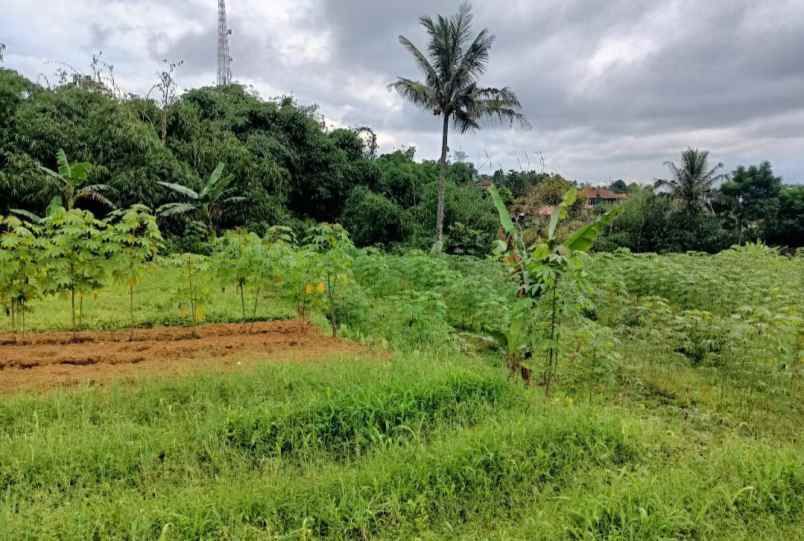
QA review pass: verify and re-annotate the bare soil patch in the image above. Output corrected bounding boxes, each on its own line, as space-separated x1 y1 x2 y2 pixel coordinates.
0 320 366 393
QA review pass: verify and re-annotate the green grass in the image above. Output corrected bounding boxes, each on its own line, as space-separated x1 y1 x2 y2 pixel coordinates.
0 352 802 539
3 264 296 333
1 247 803 539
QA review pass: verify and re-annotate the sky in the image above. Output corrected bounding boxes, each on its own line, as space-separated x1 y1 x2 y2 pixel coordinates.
2 0 804 184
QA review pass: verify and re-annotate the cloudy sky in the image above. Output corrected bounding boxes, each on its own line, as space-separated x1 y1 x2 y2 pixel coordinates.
3 0 804 183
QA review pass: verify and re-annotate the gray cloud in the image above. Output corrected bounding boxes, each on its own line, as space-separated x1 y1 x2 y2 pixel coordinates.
2 0 803 183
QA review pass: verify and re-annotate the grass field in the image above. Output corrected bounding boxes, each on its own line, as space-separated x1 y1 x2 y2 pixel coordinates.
0 246 802 539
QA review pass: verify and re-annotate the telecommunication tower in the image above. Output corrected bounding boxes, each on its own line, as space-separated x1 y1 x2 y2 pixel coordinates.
217 0 232 86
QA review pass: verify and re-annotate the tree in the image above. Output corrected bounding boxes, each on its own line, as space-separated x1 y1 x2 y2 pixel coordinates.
766 186 804 249
157 162 245 235
342 186 403 246
148 59 183 144
38 150 115 211
609 179 628 193
656 148 726 213
0 43 5 63
390 2 525 249
720 161 782 242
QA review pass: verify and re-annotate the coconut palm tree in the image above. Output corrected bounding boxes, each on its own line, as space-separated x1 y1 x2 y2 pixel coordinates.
656 149 727 213
390 2 525 249
157 162 245 235
38 149 115 210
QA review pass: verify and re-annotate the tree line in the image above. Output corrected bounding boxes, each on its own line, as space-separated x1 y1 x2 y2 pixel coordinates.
1 3 801 254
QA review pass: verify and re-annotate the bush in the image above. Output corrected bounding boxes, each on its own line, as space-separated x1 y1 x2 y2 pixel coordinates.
342 186 403 246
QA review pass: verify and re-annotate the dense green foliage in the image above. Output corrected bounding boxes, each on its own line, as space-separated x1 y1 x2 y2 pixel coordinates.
1 64 802 254
0 68 504 252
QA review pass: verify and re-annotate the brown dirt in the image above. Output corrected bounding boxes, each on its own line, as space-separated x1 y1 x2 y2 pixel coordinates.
0 320 367 393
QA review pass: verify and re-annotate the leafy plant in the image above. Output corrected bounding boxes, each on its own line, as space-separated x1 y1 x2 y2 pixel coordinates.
489 185 622 394
105 205 163 336
38 150 115 211
40 207 112 337
305 224 355 337
0 216 45 339
157 162 245 236
212 229 268 322
170 253 211 336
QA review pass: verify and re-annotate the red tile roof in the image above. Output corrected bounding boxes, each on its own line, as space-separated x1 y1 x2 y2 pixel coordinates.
579 187 629 200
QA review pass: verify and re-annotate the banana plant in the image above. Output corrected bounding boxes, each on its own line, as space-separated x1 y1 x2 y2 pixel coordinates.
38 150 115 211
488 185 622 395
157 162 246 236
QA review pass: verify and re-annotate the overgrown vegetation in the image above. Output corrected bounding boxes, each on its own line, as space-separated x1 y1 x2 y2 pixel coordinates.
1 4 803 539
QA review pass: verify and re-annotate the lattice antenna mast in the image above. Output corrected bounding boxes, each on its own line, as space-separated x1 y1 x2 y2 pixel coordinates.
217 0 232 86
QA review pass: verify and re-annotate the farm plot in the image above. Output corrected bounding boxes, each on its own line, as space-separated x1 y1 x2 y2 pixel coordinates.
0 320 365 393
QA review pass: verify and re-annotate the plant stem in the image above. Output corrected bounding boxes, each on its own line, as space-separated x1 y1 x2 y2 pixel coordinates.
70 288 77 340
545 277 560 397
10 298 16 337
327 272 336 337
249 286 261 332
129 284 135 341
239 281 246 322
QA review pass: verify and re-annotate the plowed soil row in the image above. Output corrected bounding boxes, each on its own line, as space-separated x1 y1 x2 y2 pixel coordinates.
0 320 365 393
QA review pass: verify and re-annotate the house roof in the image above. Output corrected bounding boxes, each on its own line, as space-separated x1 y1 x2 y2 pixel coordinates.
579 187 629 200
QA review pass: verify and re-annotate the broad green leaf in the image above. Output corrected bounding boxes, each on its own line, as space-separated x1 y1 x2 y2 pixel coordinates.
564 205 623 253
157 181 200 200
548 206 560 240
487 185 515 235
560 187 577 210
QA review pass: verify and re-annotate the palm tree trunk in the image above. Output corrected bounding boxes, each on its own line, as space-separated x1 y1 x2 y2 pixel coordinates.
434 113 450 249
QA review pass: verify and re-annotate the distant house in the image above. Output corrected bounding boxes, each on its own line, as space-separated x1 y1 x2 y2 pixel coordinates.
579 187 629 208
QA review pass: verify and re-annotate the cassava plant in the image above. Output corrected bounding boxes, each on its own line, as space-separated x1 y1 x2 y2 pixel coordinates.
41 207 113 338
305 224 355 337
488 185 622 395
106 205 163 338
212 229 267 323
171 253 211 337
0 216 46 340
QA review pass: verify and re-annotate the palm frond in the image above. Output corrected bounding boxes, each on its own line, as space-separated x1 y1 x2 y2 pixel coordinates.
79 183 114 194
454 28 493 81
389 78 436 109
662 149 725 211
157 181 199 200
398 36 440 88
453 86 526 133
